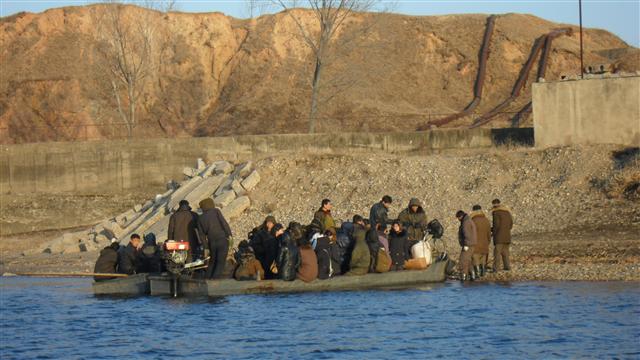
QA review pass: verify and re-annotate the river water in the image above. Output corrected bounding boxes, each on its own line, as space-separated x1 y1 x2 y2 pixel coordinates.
1 278 638 359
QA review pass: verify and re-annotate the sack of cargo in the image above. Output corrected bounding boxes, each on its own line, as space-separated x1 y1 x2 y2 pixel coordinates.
411 240 432 266
375 248 391 273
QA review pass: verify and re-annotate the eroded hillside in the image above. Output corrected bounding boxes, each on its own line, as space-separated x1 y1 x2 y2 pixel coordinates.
1 5 637 143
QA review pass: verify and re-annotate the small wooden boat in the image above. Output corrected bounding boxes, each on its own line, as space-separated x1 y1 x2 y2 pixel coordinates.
92 273 150 296
148 259 449 297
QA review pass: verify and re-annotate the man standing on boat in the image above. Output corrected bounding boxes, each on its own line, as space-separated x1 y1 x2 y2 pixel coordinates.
313 199 337 240
198 198 233 279
491 199 513 272
456 210 477 281
369 195 392 230
398 197 428 256
168 200 200 261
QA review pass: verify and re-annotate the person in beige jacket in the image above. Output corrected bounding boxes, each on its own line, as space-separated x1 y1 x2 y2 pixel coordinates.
470 205 491 277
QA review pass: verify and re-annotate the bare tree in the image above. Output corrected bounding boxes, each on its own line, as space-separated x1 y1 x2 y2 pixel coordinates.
96 1 173 138
270 0 381 133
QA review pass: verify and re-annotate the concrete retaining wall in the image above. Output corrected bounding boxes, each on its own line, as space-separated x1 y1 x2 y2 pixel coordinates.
533 76 640 148
0 128 532 194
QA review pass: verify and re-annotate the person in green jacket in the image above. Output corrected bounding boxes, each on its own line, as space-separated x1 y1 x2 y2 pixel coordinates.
346 215 370 276
398 198 428 258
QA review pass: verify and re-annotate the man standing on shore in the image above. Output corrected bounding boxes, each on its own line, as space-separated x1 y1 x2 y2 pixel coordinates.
491 199 513 272
470 205 491 277
456 210 477 281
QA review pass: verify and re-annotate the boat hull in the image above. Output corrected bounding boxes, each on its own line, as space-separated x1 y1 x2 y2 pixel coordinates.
95 260 449 297
92 273 150 296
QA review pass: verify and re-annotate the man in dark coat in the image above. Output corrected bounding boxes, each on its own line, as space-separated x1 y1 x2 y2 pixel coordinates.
168 200 200 261
470 205 492 277
364 219 381 273
277 223 302 281
369 195 392 230
198 198 233 279
456 210 477 281
491 199 513 272
118 234 142 275
249 215 279 279
346 216 370 276
93 239 120 281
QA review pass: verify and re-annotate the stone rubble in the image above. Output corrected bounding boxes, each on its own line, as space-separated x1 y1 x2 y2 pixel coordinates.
39 159 261 254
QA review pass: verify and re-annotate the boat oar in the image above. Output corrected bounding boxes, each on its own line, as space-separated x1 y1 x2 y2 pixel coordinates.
3 272 128 278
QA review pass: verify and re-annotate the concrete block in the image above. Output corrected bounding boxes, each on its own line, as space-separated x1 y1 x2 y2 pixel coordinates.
95 234 110 246
102 220 124 239
221 196 250 219
197 158 206 170
145 214 172 244
234 161 253 178
214 175 235 196
199 163 216 178
116 209 136 227
214 161 234 175
79 240 100 252
241 170 260 191
183 167 198 178
166 180 179 191
141 200 154 212
214 190 235 208
231 179 247 196
134 204 143 212
167 176 203 210
121 207 167 244
182 175 225 210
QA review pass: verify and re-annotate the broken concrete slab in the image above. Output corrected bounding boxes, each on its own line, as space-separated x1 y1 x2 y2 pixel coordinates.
214 175 235 197
221 196 250 219
166 176 204 210
134 204 143 212
116 209 137 227
199 163 217 178
102 220 124 239
214 161 234 175
145 213 172 244
234 161 253 178
214 190 235 208
183 167 199 178
182 175 225 210
166 180 179 191
197 158 206 170
121 207 167 244
241 170 261 191
231 178 247 196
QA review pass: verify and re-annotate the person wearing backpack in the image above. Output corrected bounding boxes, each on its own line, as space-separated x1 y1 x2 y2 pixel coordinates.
388 221 408 271
249 216 279 279
277 223 302 281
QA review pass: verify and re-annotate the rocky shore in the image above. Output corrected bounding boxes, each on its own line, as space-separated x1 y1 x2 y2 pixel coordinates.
1 144 638 281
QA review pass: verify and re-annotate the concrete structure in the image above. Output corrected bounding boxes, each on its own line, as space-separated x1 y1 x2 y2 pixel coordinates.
0 128 532 194
533 76 640 148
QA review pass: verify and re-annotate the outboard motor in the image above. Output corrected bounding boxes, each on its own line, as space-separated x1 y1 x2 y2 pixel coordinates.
163 240 190 275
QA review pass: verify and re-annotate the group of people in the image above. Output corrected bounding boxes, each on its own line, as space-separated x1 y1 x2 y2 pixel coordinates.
94 194 513 283
455 198 513 281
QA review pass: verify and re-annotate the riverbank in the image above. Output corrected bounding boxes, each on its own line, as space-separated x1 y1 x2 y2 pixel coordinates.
1 144 638 281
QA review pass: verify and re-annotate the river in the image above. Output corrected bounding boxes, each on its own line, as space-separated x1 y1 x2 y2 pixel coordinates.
1 278 638 359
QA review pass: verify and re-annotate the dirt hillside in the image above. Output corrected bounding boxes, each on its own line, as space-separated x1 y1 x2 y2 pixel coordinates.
1 5 637 143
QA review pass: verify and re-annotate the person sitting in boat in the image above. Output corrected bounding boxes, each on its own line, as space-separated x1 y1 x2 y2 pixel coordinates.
249 215 279 279
233 240 264 281
118 234 142 275
363 219 380 273
297 236 318 282
346 215 370 276
138 233 163 273
93 238 120 281
277 222 302 281
388 221 408 271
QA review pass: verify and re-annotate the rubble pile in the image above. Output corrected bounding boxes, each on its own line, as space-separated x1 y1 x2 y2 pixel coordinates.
38 159 261 254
